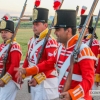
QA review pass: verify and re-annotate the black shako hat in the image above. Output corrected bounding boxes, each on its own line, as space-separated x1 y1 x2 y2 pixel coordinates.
33 8 49 23
53 9 76 29
0 19 14 33
78 15 93 28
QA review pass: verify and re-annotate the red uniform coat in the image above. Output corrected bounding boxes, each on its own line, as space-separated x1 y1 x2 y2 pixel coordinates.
36 34 96 100
0 42 22 86
23 36 58 78
95 45 100 74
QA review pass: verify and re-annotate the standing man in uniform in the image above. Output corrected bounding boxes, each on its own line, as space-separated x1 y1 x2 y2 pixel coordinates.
16 9 96 100
0 17 22 100
78 15 100 90
22 8 59 100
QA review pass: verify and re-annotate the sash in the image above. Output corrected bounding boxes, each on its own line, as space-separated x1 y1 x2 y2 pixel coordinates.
28 38 34 56
28 38 44 66
0 44 9 57
85 39 90 46
58 44 88 85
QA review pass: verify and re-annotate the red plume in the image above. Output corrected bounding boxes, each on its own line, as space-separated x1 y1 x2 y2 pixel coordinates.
2 14 10 20
3 16 8 20
35 0 41 7
53 0 62 10
81 6 87 15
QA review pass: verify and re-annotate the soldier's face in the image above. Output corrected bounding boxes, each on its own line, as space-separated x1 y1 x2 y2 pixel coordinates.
33 22 48 36
78 28 88 35
54 28 68 43
0 30 13 42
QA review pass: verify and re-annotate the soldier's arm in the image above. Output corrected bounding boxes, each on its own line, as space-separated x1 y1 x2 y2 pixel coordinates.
25 56 56 77
1 51 21 84
31 39 58 84
95 53 100 83
68 59 94 100
68 47 95 99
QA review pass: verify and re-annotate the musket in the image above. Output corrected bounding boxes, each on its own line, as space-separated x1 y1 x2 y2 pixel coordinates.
89 10 100 47
0 0 28 78
36 0 64 64
61 0 99 93
76 5 79 16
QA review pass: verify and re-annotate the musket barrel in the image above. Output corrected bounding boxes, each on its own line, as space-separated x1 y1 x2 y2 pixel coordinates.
76 6 79 16
14 0 27 36
89 10 100 47
0 0 28 78
73 0 99 60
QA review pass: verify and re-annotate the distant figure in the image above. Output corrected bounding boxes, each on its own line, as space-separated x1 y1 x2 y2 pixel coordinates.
0 17 22 100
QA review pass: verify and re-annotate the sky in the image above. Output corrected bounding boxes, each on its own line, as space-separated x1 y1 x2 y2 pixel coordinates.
0 0 100 19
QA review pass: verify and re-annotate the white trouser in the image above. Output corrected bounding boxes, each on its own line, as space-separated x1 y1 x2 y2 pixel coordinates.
31 82 48 100
0 80 18 100
29 74 59 100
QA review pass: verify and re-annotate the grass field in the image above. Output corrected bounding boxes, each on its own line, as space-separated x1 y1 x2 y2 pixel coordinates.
0 28 100 60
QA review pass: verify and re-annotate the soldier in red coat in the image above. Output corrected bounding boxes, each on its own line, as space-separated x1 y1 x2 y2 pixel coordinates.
16 10 96 100
21 8 59 100
78 15 100 91
0 17 22 100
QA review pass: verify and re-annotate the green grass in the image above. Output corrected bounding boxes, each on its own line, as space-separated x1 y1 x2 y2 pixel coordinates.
16 29 33 60
96 28 100 39
0 28 100 60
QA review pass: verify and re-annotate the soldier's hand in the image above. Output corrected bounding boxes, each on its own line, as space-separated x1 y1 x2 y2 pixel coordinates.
29 78 38 87
59 92 72 100
15 68 26 84
0 79 5 87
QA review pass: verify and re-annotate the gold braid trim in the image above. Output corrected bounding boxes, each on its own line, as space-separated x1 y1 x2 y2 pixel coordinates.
33 72 46 84
1 73 12 84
